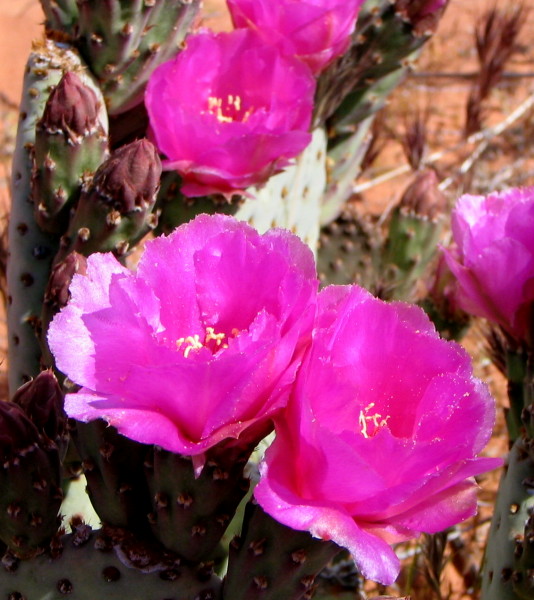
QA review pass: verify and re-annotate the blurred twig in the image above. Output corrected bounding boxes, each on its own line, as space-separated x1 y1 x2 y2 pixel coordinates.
353 88 534 194
465 4 527 136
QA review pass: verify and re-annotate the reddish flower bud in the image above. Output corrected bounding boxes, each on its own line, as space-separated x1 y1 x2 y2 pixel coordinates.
45 252 88 312
396 0 449 35
38 72 101 140
399 169 447 220
11 371 66 444
0 402 40 461
92 139 161 213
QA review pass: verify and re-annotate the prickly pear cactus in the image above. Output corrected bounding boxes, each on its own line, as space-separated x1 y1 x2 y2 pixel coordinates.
54 139 161 262
223 503 341 600
7 39 106 395
235 128 327 253
40 0 79 33
381 169 446 301
72 420 152 532
145 445 253 562
316 203 381 290
75 0 201 114
32 71 109 234
481 437 534 600
0 402 63 559
317 0 444 224
0 525 222 600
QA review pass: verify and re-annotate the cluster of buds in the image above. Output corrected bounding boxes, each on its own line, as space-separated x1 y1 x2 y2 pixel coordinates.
0 372 66 559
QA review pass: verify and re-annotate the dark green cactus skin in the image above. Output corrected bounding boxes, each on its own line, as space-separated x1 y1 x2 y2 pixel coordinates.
72 420 153 532
155 172 240 236
481 437 534 600
32 72 109 234
145 445 252 562
317 205 382 291
0 526 222 600
0 403 63 559
0 442 63 560
75 0 201 114
482 357 534 600
7 40 92 395
40 0 80 35
223 503 341 600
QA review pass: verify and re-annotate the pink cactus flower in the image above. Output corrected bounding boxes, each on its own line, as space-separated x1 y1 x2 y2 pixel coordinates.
227 0 365 75
255 285 500 584
48 214 318 459
443 188 534 341
145 28 315 198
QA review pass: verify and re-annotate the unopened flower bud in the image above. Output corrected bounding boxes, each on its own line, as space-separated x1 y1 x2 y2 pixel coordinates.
45 252 87 311
92 139 162 213
11 371 66 444
399 169 447 221
396 0 449 35
0 402 40 460
38 72 101 140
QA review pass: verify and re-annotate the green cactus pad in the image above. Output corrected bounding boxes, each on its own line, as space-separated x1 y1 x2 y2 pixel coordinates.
32 71 109 234
40 0 79 34
223 503 340 600
75 0 200 114
235 127 327 254
0 526 222 600
145 445 252 563
481 438 534 600
316 204 381 291
7 39 102 395
73 420 153 533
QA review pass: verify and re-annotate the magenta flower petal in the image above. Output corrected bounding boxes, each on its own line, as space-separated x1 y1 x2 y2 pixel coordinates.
256 451 401 585
145 28 315 197
255 285 500 584
227 0 365 75
443 187 534 340
49 214 318 456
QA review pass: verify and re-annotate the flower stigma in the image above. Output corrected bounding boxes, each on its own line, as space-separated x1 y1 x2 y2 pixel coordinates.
358 402 390 439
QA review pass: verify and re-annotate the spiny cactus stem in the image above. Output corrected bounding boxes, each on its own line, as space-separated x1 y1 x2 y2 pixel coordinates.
223 502 341 600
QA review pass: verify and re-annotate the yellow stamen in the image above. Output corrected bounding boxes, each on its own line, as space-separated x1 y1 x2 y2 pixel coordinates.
205 326 228 349
176 334 203 358
358 402 390 439
205 94 252 124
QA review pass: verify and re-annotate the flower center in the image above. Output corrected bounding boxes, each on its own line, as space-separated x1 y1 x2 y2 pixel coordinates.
176 327 238 358
205 94 253 124
358 402 390 439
